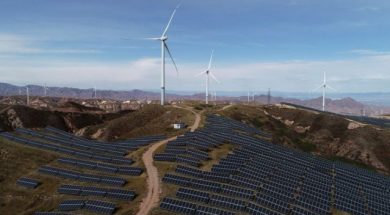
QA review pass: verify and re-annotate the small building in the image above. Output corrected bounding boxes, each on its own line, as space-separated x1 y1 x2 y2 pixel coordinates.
173 122 186 129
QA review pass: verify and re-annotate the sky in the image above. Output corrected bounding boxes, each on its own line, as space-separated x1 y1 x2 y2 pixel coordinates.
1 0 390 94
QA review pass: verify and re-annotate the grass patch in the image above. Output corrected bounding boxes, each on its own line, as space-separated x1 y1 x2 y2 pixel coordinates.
201 143 234 171
296 139 317 152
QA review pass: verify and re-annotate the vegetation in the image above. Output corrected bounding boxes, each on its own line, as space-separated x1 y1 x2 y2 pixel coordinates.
82 105 195 141
296 139 317 152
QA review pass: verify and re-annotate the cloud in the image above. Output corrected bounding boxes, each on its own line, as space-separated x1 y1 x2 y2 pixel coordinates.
0 33 101 55
348 49 390 56
2 54 390 92
1 35 390 93
354 6 380 12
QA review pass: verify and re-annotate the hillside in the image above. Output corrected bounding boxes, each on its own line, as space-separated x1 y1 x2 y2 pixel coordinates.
219 104 390 175
0 104 121 132
80 105 196 141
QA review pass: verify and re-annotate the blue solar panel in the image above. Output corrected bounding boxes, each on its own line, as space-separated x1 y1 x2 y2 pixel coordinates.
16 177 40 189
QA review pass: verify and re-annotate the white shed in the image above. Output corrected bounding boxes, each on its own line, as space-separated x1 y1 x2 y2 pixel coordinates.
173 122 186 129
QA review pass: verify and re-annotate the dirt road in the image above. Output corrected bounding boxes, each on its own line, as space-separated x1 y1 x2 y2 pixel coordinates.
221 103 233 110
136 106 201 215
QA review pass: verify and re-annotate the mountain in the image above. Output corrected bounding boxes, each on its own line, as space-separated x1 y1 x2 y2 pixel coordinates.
1 82 389 116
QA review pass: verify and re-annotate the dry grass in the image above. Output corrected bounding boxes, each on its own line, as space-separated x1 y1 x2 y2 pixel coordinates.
200 143 234 171
82 105 195 141
0 137 59 215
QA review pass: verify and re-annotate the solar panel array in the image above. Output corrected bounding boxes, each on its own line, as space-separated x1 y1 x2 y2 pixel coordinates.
56 199 116 215
38 166 127 186
16 177 40 189
158 114 390 215
58 184 136 200
57 157 143 176
0 126 166 214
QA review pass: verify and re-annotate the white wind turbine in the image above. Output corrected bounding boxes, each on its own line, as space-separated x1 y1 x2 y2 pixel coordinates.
147 4 180 105
313 72 336 111
26 86 30 106
43 84 48 97
196 50 220 105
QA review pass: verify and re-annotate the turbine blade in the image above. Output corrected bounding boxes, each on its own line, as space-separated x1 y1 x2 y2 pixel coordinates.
209 72 220 83
164 42 179 75
162 3 181 37
312 84 324 92
144 37 161 40
195 71 207 77
327 84 337 91
207 50 214 71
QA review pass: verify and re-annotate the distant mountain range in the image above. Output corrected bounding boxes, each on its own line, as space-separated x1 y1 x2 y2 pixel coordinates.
1 82 389 116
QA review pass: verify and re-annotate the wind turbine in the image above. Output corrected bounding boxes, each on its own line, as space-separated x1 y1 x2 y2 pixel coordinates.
196 50 219 105
94 87 97 99
147 4 180 105
26 87 30 106
313 72 336 111
43 84 48 97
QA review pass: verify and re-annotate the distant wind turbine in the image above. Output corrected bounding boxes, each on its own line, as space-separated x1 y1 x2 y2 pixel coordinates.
147 3 180 105
196 50 220 105
313 72 336 111
43 84 48 97
26 87 30 106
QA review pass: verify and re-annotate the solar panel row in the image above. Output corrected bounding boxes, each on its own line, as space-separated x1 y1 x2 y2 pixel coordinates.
57 199 116 215
57 157 142 176
38 166 126 186
58 184 136 200
16 177 40 189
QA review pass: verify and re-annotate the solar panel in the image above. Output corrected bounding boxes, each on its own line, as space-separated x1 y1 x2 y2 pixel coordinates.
58 185 82 195
160 198 196 214
16 177 40 189
176 188 210 203
58 200 85 211
84 200 116 215
209 194 246 211
38 166 126 186
195 205 236 215
57 184 136 200
162 174 191 186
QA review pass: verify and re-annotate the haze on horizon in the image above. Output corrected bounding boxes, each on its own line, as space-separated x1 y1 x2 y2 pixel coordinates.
0 0 390 93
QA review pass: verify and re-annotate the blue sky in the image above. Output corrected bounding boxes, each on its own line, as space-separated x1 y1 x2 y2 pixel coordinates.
1 0 390 93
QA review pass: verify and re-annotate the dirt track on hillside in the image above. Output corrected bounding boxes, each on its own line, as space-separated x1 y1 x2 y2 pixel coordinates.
135 106 201 215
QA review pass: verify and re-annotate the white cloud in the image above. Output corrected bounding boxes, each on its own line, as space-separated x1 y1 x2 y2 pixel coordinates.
1 33 390 92
348 49 390 56
0 33 101 55
2 54 390 92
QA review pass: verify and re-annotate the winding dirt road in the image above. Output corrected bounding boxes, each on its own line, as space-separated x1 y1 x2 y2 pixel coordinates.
136 106 201 215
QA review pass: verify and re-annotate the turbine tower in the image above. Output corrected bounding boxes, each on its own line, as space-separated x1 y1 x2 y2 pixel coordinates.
26 87 30 106
43 84 48 97
313 72 336 111
196 50 219 105
148 4 180 105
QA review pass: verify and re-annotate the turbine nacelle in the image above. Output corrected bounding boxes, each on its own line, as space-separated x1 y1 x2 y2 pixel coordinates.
160 36 168 41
